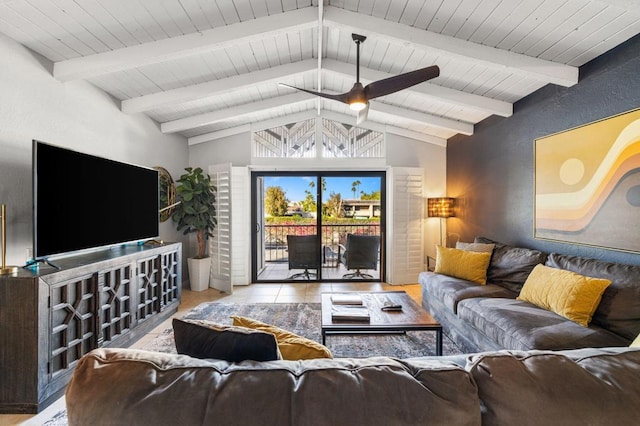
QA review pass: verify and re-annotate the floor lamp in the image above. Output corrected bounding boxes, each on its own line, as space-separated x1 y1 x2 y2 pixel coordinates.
427 197 456 247
1 204 19 275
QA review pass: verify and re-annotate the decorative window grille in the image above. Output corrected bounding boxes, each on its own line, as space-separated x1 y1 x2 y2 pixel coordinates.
252 118 384 159
322 119 384 158
253 118 316 158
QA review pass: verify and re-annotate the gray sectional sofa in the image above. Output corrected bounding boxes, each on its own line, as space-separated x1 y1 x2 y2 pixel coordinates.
420 237 640 353
66 346 640 426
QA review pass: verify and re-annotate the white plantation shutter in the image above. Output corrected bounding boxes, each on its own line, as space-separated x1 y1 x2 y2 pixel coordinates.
230 166 250 286
387 167 424 284
207 164 251 293
209 163 232 293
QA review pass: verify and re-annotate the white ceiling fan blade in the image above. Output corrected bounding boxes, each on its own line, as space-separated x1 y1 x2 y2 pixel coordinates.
356 103 369 125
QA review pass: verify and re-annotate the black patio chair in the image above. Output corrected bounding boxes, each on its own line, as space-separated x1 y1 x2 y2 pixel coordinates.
340 234 380 279
287 235 319 280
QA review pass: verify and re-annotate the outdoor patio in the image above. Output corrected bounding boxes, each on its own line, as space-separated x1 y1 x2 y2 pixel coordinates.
256 261 380 281
256 222 381 281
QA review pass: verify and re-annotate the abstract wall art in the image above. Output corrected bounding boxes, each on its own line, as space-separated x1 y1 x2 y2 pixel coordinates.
534 107 640 253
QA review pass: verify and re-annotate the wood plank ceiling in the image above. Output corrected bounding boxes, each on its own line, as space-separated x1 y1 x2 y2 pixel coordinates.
1 0 639 146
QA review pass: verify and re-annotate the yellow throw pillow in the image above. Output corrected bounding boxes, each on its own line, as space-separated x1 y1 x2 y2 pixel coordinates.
630 333 640 348
434 245 492 285
517 264 611 327
231 316 333 360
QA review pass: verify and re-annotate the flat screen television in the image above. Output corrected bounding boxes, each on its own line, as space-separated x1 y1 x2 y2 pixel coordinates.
33 140 159 260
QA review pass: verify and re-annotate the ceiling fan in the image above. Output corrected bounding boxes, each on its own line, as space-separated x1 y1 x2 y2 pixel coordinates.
280 33 440 124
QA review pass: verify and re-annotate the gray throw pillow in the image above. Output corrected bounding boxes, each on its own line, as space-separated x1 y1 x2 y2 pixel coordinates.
474 236 547 293
456 242 495 253
172 318 280 362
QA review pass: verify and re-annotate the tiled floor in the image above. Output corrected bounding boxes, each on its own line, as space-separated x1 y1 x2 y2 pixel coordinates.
257 262 380 281
2 281 420 425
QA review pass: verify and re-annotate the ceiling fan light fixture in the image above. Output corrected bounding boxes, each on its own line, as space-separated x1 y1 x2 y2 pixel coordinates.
349 101 368 111
278 32 439 120
347 81 367 111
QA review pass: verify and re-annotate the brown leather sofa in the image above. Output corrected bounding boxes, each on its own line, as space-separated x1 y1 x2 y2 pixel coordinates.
65 346 640 426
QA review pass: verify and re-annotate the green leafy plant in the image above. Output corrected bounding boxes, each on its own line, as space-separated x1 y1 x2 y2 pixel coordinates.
172 167 217 259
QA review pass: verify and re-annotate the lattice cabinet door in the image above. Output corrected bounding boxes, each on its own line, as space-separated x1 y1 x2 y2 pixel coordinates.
160 251 179 309
49 274 99 378
99 265 134 346
136 255 161 322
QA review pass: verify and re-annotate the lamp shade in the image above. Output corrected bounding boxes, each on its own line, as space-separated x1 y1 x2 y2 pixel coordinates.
427 197 455 218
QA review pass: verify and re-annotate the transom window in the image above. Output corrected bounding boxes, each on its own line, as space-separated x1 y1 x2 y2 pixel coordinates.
252 118 384 159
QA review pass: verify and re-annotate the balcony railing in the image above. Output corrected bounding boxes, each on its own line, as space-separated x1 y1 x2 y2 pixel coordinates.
263 223 381 263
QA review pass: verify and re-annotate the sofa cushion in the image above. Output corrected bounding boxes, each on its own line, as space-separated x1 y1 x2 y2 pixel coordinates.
456 298 630 351
420 272 516 314
466 348 640 426
172 318 280 362
231 315 332 360
435 246 492 284
518 264 611 326
66 348 482 426
474 237 547 293
545 252 640 340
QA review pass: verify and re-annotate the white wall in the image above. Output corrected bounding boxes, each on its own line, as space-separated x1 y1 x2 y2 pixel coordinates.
189 133 252 168
386 133 447 261
0 34 189 266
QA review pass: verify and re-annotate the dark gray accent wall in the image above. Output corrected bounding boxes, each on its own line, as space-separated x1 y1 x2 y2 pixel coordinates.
447 34 640 266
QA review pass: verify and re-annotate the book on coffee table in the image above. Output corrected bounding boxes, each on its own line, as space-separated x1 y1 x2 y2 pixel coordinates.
331 306 370 321
331 294 363 305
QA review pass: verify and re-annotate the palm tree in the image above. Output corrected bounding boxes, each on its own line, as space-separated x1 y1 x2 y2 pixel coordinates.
351 180 361 199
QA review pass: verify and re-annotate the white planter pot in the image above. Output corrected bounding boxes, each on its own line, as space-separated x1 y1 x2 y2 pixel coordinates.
187 257 211 291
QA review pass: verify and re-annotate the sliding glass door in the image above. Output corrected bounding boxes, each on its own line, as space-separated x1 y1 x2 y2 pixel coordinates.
251 171 385 282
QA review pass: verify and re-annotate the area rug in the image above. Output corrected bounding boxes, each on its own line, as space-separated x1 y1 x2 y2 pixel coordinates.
38 302 461 425
145 302 462 358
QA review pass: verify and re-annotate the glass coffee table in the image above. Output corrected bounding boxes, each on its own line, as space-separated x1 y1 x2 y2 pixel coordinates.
321 291 443 355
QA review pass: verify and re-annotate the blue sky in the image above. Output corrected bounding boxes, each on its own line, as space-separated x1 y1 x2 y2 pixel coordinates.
264 176 381 202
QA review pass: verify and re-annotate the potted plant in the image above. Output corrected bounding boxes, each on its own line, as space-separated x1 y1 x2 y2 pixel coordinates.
172 167 217 291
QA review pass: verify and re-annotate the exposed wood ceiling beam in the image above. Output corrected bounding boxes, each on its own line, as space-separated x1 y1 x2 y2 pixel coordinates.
188 124 252 145
595 0 640 12
188 109 385 146
251 110 320 132
284 87 472 134
53 7 318 81
122 59 317 114
186 94 467 144
161 92 315 134
175 85 470 138
322 59 512 117
370 101 474 135
316 0 324 115
187 108 447 147
385 126 447 147
317 110 386 133
124 57 510 118
323 6 578 87
188 110 319 145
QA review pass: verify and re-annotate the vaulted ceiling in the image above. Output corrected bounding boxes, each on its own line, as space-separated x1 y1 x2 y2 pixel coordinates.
2 0 639 146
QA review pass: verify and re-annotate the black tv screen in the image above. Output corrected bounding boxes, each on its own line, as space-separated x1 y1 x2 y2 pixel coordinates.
33 140 159 259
